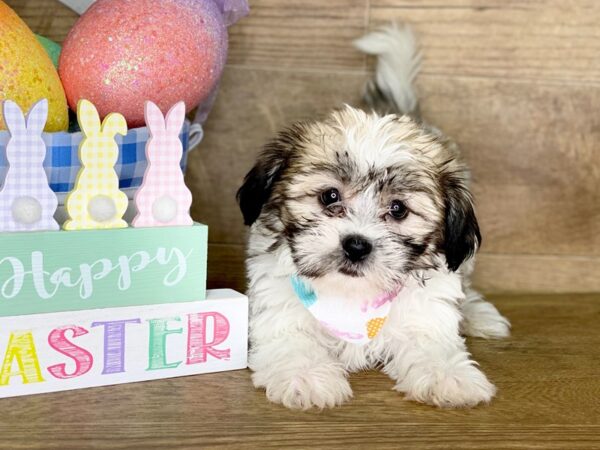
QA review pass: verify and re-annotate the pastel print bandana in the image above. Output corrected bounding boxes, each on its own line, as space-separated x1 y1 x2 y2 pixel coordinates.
291 276 401 345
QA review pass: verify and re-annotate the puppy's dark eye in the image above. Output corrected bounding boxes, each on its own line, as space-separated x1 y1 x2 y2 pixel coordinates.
389 200 408 220
320 188 341 206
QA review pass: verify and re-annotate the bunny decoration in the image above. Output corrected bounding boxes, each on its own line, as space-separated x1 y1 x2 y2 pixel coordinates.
132 101 193 227
0 99 59 232
64 99 128 230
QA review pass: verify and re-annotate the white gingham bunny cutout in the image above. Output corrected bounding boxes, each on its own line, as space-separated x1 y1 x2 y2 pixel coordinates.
133 101 193 227
0 99 59 232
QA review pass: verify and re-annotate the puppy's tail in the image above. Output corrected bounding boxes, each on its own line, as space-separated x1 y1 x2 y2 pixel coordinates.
354 23 422 119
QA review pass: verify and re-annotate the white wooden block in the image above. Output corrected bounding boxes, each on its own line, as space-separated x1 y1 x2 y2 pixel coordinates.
0 289 247 398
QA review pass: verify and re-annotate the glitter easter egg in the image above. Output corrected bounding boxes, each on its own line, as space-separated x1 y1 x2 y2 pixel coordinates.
0 1 68 131
35 35 61 68
59 0 228 128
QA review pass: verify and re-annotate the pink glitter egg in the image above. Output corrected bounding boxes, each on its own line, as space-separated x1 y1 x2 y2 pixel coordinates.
59 0 227 127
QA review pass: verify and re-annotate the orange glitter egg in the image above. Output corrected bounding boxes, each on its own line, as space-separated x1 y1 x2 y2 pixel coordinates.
0 1 68 132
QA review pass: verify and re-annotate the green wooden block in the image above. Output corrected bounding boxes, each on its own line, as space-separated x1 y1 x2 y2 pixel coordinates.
0 223 207 317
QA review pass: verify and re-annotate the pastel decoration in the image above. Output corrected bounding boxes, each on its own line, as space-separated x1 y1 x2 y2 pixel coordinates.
35 35 61 68
0 1 68 131
0 223 208 317
290 276 317 308
132 101 193 227
366 317 387 339
0 289 248 398
64 99 128 230
0 99 59 232
59 0 238 127
291 276 402 346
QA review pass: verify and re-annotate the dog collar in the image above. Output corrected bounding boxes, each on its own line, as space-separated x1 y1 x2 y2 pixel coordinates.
290 275 401 345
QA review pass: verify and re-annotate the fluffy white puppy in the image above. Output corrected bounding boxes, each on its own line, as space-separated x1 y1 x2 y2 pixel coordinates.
237 24 510 410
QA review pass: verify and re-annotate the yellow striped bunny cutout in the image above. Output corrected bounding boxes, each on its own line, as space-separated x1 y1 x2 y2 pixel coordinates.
64 100 128 230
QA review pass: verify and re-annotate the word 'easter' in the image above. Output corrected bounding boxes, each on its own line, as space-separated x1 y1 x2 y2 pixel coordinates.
0 312 230 387
0 291 247 398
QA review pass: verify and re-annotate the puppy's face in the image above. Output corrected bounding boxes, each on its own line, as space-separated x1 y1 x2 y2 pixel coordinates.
239 107 480 292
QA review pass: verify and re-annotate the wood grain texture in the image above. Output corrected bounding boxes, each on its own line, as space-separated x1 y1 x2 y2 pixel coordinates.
207 243 246 292
417 75 600 256
0 294 597 449
5 0 77 42
10 0 600 292
474 253 600 293
227 0 369 71
370 0 600 83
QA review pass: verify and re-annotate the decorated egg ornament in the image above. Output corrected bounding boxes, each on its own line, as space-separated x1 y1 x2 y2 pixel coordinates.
0 1 68 131
59 0 229 127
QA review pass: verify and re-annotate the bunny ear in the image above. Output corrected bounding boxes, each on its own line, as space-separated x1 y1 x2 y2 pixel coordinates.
2 100 26 134
101 113 128 137
165 101 186 134
144 101 166 135
77 99 101 136
26 99 48 135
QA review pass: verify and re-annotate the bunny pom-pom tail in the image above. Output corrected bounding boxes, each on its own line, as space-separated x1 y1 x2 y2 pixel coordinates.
88 196 117 222
12 197 42 225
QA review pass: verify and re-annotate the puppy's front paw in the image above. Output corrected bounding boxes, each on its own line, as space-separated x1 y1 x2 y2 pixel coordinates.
253 363 352 410
395 362 496 408
461 300 511 339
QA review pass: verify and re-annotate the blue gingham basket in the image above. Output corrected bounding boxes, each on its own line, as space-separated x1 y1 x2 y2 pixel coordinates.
0 120 200 205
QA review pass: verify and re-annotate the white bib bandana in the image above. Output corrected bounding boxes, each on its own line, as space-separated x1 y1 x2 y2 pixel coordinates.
291 276 401 345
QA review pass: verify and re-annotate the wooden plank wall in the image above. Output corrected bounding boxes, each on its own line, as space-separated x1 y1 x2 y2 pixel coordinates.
9 0 600 294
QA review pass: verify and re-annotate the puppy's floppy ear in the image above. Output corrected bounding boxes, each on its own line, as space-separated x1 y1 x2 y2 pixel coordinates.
441 165 481 271
237 125 304 225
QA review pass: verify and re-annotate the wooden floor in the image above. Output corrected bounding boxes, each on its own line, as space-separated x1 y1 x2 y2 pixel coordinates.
0 294 596 449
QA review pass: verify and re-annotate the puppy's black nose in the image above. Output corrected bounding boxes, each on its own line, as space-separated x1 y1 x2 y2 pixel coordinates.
342 235 372 262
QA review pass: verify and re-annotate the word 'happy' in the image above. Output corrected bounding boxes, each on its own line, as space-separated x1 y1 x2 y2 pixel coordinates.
0 247 191 300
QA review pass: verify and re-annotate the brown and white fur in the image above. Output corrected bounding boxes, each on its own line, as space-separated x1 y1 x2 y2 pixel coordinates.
237 24 510 410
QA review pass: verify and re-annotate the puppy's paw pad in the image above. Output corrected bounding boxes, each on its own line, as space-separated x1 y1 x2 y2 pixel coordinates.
256 366 352 410
462 301 511 339
396 363 496 408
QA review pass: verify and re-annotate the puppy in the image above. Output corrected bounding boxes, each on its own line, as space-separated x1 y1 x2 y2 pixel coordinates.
237 24 510 409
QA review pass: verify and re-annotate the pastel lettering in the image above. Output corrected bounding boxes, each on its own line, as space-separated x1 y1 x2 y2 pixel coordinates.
128 250 151 273
78 258 112 298
0 247 190 300
31 251 55 299
146 317 183 370
92 319 141 374
187 312 230 364
47 325 93 379
157 248 191 287
0 256 24 298
0 331 45 385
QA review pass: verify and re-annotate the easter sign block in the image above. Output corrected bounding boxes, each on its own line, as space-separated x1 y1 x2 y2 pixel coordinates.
0 223 208 317
0 289 248 398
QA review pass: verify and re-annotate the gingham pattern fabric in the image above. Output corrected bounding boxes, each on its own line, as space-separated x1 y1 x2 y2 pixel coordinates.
63 102 129 230
0 120 191 195
0 100 59 231
132 101 192 227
